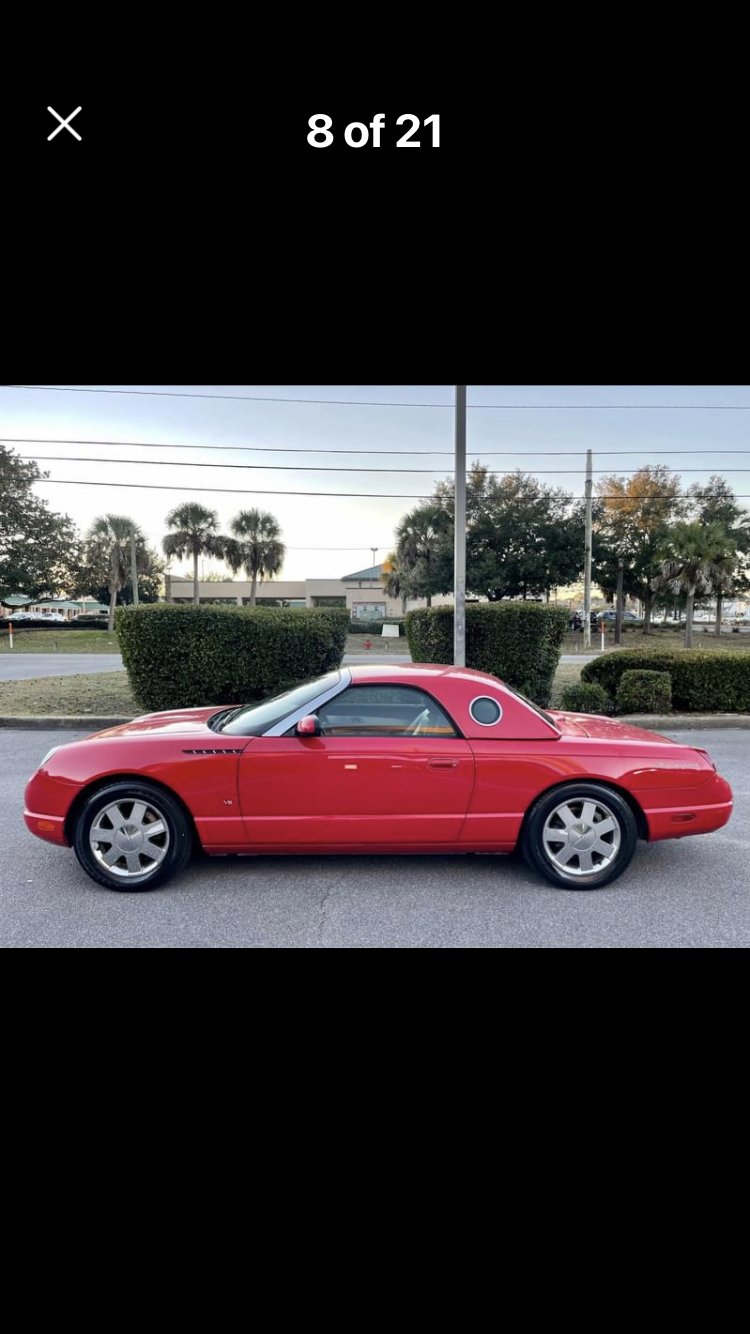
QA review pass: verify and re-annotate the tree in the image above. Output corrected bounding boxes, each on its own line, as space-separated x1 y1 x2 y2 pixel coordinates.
381 551 407 612
75 543 166 607
224 509 285 605
595 465 684 632
687 477 750 634
162 504 226 606
87 515 145 631
656 521 734 647
0 445 82 598
395 504 451 606
431 466 583 601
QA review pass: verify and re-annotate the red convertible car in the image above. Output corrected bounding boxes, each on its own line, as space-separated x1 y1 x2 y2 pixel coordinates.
24 664 732 892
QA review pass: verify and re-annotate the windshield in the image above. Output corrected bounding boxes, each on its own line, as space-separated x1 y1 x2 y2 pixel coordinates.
216 671 341 736
502 682 559 730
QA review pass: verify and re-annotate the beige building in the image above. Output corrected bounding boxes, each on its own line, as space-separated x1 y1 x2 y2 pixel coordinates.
165 564 453 619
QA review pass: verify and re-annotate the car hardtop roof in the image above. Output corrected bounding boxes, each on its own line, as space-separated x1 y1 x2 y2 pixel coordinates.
347 663 504 688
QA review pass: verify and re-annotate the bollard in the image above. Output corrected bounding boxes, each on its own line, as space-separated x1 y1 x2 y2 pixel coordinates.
8 623 13 650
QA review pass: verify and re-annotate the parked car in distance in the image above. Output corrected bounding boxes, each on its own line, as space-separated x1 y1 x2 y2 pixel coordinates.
24 664 733 895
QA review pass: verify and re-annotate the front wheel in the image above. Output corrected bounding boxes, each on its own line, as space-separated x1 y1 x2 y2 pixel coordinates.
73 782 194 891
522 783 637 891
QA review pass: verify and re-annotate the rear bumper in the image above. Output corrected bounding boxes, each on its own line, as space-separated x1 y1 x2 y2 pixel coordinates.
642 771 734 842
645 799 733 841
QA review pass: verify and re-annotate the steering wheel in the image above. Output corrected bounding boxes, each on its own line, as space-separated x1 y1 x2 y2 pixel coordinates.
406 708 431 736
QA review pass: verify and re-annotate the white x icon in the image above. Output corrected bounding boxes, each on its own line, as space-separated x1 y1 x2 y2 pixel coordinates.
47 106 82 141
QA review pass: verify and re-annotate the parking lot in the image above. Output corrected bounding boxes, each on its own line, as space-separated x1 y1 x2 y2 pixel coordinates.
2 727 748 948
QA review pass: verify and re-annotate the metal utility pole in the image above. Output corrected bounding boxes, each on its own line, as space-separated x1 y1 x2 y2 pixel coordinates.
583 448 593 648
130 528 139 607
371 546 378 569
454 385 467 666
615 558 624 645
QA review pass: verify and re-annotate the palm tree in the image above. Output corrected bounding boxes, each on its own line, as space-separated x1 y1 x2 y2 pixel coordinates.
88 514 143 632
163 504 225 606
381 551 407 613
656 521 733 648
225 509 285 606
396 505 449 607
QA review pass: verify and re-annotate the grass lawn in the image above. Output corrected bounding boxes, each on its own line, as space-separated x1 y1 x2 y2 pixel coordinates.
550 663 585 708
0 629 120 653
564 626 750 654
0 672 138 717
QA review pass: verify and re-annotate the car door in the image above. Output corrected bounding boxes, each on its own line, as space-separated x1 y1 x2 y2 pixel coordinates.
238 683 475 846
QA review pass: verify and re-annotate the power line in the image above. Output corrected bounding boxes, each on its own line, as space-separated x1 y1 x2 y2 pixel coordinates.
5 385 750 409
20 454 444 475
34 478 434 500
32 477 750 501
18 454 750 476
4 437 750 457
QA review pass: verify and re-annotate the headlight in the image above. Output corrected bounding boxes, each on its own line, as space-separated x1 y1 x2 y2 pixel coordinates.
39 745 62 768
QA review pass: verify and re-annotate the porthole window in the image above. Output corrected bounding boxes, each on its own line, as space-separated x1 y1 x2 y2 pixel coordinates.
469 696 502 727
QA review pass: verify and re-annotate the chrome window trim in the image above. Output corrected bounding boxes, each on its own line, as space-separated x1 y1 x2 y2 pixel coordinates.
469 694 504 727
262 669 352 737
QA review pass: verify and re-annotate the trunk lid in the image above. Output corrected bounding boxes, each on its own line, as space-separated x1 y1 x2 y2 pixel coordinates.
548 711 677 744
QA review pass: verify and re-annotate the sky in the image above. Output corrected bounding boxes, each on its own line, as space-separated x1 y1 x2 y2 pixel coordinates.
3 384 750 582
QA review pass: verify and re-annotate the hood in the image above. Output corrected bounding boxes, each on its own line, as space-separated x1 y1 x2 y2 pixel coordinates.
548 711 677 744
87 706 231 740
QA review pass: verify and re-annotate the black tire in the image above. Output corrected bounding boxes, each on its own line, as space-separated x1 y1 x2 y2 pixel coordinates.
522 782 637 891
72 781 194 892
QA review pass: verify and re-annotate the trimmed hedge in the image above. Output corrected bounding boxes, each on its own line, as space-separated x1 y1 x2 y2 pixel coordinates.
616 670 672 714
582 649 750 713
405 603 569 707
559 681 611 715
116 604 349 713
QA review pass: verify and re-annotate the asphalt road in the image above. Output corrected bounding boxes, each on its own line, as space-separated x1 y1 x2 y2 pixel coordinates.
0 654 124 681
2 728 747 948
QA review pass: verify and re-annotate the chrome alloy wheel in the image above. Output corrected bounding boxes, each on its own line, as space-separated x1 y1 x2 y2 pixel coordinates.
89 798 170 879
541 797 621 877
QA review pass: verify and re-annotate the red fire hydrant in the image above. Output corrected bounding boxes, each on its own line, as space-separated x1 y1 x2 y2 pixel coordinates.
363 638 372 651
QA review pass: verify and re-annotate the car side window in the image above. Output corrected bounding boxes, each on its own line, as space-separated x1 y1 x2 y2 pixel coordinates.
315 685 458 738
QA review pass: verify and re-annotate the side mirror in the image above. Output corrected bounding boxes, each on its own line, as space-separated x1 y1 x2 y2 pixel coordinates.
296 714 321 737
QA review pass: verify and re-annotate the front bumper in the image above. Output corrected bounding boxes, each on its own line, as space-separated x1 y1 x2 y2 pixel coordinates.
24 810 69 846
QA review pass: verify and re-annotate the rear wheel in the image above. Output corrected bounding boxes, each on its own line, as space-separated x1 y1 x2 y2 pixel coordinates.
522 783 637 891
73 782 194 891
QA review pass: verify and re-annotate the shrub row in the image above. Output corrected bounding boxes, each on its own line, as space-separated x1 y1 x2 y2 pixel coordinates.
116 604 349 713
616 670 672 714
560 681 612 715
405 603 569 707
582 649 750 712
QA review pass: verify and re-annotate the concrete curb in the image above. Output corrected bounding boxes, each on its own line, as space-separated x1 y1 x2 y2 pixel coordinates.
0 716 133 731
618 714 750 730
